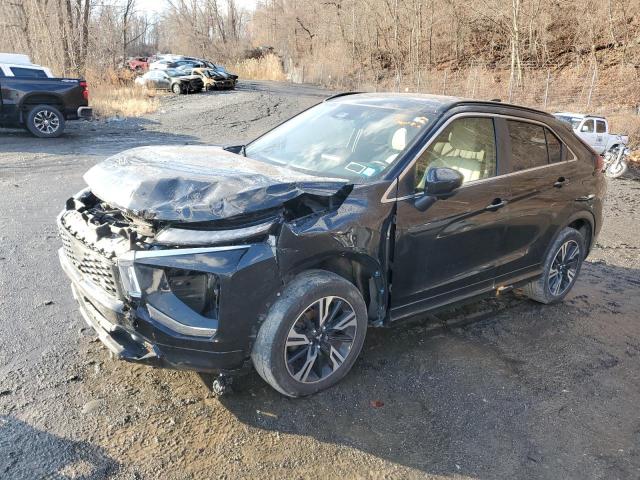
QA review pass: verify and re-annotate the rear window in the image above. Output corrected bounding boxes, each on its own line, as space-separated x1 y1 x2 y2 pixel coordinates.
10 67 48 78
507 120 548 171
545 129 563 163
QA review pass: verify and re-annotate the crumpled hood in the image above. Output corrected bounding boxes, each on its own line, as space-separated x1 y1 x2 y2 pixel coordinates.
84 146 348 222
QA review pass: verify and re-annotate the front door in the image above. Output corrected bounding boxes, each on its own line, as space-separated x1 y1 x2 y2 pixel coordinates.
577 119 597 152
594 119 607 153
391 116 510 320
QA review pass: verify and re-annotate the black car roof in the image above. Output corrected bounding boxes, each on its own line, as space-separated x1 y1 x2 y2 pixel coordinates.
326 92 553 118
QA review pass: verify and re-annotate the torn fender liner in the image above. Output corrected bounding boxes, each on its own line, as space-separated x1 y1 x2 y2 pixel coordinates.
84 146 349 222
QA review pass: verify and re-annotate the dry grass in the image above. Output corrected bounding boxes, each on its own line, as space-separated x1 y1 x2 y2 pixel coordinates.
233 54 285 81
91 85 161 118
85 67 161 118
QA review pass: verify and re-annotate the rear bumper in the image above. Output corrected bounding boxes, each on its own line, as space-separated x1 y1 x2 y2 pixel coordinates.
59 248 247 373
77 106 93 119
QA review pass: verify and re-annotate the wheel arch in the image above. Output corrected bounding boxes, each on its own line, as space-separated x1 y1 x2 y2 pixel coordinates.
19 94 64 122
19 93 64 109
564 211 596 253
282 252 387 325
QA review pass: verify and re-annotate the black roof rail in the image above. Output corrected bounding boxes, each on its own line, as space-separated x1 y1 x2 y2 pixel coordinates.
324 91 364 102
452 99 554 117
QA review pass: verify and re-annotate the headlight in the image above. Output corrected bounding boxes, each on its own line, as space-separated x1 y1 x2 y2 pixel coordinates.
117 252 141 298
163 268 218 317
118 251 219 318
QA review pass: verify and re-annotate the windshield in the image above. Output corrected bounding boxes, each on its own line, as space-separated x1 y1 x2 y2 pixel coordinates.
556 115 582 129
245 100 436 181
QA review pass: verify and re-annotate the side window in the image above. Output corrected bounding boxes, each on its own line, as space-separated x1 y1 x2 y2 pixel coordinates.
415 117 496 190
596 120 606 134
9 67 47 78
507 120 548 171
0 67 5 78
545 129 563 163
580 119 594 133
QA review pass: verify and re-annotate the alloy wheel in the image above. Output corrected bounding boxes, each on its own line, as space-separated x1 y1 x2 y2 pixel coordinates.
33 110 60 135
284 296 358 384
548 240 580 296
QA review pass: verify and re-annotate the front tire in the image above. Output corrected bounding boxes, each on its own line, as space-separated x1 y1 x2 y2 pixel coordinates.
605 157 628 178
522 227 585 304
25 105 65 138
171 83 183 94
252 270 368 397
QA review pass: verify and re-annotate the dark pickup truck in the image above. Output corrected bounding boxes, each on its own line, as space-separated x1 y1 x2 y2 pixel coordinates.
0 75 92 137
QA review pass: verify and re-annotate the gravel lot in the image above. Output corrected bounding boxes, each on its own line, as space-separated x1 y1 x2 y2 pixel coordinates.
1 81 639 480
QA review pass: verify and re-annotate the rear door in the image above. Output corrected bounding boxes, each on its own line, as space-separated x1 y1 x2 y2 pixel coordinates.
391 115 512 318
494 117 573 284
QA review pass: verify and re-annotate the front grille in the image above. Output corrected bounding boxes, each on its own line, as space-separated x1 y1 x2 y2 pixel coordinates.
59 226 119 297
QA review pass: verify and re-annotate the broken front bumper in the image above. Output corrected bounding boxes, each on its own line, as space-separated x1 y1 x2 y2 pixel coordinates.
59 248 249 372
58 232 281 373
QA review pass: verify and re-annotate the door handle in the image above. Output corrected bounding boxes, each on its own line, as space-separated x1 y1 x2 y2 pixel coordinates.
554 176 567 188
485 198 507 211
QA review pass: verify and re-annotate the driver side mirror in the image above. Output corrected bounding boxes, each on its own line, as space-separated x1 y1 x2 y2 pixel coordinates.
424 167 464 196
415 167 464 211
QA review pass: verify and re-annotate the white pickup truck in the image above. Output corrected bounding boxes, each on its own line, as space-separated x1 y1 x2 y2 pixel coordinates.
554 112 629 155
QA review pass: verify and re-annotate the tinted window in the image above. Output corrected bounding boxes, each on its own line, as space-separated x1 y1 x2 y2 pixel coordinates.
580 119 594 133
10 67 47 78
0 68 4 78
545 129 563 163
596 120 606 133
415 117 496 189
507 120 548 171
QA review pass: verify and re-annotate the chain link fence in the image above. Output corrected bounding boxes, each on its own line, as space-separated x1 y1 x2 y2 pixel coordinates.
287 60 640 115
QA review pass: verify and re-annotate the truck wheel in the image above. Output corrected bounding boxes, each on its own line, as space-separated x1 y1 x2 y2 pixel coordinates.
521 227 585 304
252 270 368 397
171 83 183 94
25 105 65 138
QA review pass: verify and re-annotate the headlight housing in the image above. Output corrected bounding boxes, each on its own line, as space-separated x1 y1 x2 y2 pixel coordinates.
117 252 141 298
162 268 218 317
117 253 218 318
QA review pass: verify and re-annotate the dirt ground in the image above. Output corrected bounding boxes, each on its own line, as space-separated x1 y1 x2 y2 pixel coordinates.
1 81 639 480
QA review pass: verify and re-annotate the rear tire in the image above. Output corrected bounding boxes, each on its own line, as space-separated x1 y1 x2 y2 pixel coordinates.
522 227 585 304
25 105 65 138
252 270 368 397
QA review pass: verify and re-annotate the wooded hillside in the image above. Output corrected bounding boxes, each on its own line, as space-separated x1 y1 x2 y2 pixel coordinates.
2 0 639 116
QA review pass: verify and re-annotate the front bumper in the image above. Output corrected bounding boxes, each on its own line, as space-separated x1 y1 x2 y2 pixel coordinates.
211 79 236 89
59 248 248 372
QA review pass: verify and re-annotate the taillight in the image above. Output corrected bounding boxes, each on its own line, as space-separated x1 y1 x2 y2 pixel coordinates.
80 81 89 101
595 154 604 173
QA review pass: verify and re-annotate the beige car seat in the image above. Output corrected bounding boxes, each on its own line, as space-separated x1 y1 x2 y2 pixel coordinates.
437 121 486 182
384 127 408 164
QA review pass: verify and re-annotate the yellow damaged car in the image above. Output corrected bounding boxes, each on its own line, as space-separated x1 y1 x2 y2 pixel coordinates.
191 67 236 90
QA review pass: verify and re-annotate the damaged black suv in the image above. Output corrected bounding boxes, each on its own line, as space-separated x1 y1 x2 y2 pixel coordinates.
58 93 605 397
